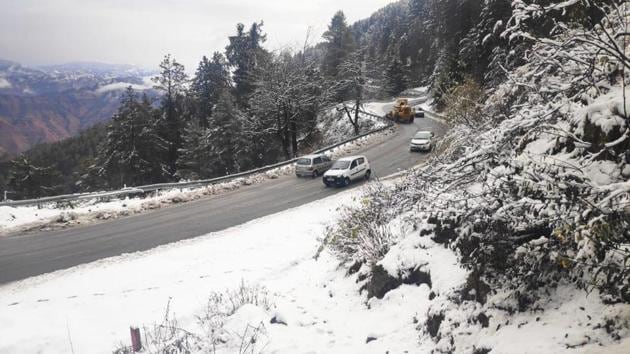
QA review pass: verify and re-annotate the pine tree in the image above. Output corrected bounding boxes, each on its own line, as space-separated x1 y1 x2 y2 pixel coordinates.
409 0 428 17
207 90 247 176
458 0 512 85
177 120 210 180
226 22 268 105
190 52 230 128
430 45 460 108
322 11 356 79
97 88 166 188
384 55 408 96
152 54 188 177
8 156 62 199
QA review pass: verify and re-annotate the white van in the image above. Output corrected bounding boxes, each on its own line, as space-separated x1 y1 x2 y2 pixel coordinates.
322 155 371 187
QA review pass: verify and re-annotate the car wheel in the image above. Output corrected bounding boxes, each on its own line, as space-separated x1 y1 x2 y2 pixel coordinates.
364 170 371 180
312 170 319 178
344 177 350 187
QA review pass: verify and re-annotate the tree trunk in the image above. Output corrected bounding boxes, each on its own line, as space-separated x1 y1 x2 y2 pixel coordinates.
282 111 291 160
290 120 298 157
353 99 361 135
342 105 360 136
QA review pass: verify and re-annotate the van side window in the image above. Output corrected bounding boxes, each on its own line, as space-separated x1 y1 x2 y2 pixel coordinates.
313 157 322 164
358 158 365 165
322 155 330 162
351 160 358 169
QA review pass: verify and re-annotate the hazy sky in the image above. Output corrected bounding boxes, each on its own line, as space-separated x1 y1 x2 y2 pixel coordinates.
0 0 394 71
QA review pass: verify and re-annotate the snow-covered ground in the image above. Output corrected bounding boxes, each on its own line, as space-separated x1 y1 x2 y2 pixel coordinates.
362 101 393 117
1 179 626 353
0 185 393 353
316 103 389 147
402 86 429 97
413 97 436 114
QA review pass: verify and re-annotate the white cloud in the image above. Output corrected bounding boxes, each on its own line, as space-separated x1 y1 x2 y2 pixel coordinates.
95 81 151 94
0 77 11 88
95 76 154 93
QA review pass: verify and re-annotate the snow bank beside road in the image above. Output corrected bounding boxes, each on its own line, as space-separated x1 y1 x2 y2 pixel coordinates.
362 101 393 116
0 172 280 235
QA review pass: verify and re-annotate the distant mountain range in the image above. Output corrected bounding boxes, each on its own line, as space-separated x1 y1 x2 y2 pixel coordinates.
0 59 157 156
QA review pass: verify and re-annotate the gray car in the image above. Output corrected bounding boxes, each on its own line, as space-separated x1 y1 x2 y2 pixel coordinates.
295 153 334 177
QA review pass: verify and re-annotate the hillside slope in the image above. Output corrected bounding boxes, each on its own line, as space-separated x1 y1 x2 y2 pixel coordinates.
321 1 630 352
0 59 155 155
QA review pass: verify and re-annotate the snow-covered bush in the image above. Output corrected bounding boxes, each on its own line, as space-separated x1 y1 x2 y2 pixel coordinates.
114 282 273 354
195 281 272 351
199 281 272 325
320 182 401 265
326 0 630 307
112 299 204 354
443 76 486 128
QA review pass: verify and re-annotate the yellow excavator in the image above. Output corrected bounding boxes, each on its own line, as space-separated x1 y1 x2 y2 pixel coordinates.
385 98 415 123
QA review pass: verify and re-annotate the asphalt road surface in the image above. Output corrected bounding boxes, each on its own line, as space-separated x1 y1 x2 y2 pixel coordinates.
0 111 446 285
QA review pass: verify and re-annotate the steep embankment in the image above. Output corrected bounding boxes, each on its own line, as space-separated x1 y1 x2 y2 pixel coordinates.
322 2 630 352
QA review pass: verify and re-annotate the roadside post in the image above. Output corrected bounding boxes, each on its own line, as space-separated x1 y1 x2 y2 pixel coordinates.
130 326 142 352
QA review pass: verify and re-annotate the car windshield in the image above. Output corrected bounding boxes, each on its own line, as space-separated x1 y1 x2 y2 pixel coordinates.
414 132 432 139
331 160 350 170
296 158 311 165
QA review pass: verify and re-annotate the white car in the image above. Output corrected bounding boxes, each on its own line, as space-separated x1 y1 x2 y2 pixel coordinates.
409 131 434 152
322 155 371 187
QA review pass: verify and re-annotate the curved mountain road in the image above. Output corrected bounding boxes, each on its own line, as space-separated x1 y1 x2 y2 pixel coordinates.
0 109 446 285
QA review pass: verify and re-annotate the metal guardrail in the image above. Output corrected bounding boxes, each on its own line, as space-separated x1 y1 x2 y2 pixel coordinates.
0 188 147 208
0 109 394 208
